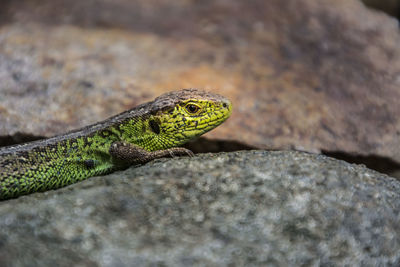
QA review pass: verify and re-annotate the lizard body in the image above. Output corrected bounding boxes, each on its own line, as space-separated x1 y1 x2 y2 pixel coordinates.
0 89 232 200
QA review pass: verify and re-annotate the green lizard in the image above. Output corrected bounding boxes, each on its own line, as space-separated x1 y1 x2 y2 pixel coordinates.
0 89 232 200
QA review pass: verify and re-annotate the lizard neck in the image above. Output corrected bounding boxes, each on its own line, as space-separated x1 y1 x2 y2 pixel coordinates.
116 116 174 152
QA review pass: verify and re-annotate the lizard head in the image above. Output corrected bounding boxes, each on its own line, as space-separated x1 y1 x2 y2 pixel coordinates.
148 88 232 149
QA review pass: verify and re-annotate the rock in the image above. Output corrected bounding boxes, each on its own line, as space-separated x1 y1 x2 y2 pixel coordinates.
362 0 400 18
1 0 400 172
0 151 399 266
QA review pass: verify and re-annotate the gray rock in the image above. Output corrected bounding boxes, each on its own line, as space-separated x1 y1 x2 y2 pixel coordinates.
0 150 399 266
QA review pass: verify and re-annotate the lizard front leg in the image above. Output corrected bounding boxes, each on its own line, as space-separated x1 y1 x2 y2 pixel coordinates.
109 141 194 165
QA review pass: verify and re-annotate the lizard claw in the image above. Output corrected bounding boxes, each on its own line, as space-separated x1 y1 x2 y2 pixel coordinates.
185 149 195 157
167 147 194 158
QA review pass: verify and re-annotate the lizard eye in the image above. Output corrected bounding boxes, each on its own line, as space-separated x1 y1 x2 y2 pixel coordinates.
185 103 201 114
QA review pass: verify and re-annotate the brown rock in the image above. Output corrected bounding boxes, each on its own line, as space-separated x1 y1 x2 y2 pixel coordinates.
1 0 400 167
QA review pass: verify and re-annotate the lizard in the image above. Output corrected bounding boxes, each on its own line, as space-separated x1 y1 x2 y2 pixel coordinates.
0 89 232 200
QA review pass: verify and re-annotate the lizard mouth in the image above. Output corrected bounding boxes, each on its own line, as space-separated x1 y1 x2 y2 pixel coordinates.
187 101 232 131
183 108 231 135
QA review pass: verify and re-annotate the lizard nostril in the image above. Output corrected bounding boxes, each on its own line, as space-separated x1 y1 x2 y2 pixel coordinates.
222 103 228 108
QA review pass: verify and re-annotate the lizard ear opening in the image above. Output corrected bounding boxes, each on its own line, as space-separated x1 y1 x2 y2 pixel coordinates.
149 119 161 135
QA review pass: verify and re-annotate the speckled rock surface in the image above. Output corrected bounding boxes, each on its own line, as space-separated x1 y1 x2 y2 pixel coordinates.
1 0 400 167
0 151 399 266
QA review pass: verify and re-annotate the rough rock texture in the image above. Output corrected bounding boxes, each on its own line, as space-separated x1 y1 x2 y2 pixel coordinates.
0 151 399 266
1 0 400 168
